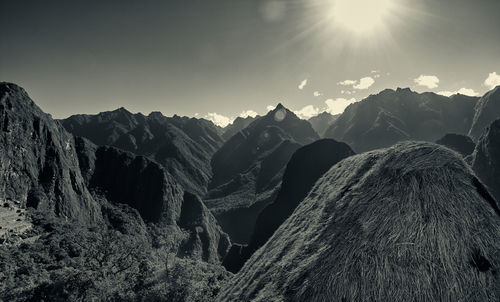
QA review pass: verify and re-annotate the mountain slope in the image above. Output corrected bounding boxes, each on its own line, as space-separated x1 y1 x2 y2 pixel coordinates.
222 115 259 141
471 119 500 203
469 86 500 140
308 112 339 137
206 104 319 242
223 139 354 272
218 141 500 301
0 82 101 224
62 110 224 195
324 88 478 152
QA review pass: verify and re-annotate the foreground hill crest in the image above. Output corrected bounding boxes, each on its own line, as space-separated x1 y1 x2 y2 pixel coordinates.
218 141 500 301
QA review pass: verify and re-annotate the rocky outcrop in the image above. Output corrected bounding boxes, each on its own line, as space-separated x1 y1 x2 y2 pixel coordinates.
435 133 475 157
469 86 500 140
325 88 478 152
0 82 101 224
219 142 500 301
74 136 230 262
223 139 354 272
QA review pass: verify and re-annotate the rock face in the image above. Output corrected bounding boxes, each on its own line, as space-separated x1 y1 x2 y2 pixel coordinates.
435 133 475 157
471 119 500 203
0 82 101 224
62 109 224 196
325 88 478 152
74 136 230 262
222 115 259 141
308 112 339 137
206 104 319 243
218 142 500 301
469 86 500 140
223 139 355 272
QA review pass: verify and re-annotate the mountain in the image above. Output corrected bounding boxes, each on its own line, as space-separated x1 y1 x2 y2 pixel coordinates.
218 141 500 301
222 115 259 141
471 119 500 203
223 139 354 273
469 86 500 140
0 82 101 224
324 88 478 152
206 104 319 243
0 83 231 300
435 133 475 157
62 109 224 196
308 112 339 136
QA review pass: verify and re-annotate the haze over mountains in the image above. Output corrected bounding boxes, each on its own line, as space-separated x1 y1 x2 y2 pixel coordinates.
1 81 500 301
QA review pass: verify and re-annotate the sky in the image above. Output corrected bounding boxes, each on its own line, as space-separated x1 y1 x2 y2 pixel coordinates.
1 0 500 126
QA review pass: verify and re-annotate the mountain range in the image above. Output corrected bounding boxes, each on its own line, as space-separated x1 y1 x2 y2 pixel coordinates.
1 81 500 301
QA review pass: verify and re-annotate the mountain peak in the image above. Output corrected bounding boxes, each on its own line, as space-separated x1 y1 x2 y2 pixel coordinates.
275 103 285 110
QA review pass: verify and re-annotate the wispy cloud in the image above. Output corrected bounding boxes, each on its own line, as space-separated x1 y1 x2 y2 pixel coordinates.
414 75 440 89
313 91 322 97
353 77 375 90
484 72 500 90
437 88 479 97
205 112 233 127
338 80 357 86
294 105 320 119
298 79 308 90
239 110 258 118
325 98 357 115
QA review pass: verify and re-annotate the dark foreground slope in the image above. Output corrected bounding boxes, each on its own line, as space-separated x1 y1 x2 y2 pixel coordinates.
223 139 354 272
472 119 500 203
218 142 500 302
206 104 319 242
435 133 476 157
325 88 478 152
469 86 500 140
63 109 224 196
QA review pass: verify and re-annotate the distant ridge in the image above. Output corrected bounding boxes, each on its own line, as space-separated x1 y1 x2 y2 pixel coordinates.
325 88 478 152
62 108 224 195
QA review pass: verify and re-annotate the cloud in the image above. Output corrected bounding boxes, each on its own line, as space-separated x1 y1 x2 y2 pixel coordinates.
353 77 375 90
341 90 355 95
205 112 233 127
484 72 500 89
338 80 357 86
371 70 379 74
414 75 440 89
239 110 258 118
298 79 308 90
313 91 322 97
373 74 381 78
437 88 479 97
294 105 320 119
266 105 275 111
338 76 375 90
325 98 357 115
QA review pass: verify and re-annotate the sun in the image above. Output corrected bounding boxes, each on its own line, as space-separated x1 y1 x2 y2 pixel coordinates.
331 0 395 33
